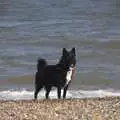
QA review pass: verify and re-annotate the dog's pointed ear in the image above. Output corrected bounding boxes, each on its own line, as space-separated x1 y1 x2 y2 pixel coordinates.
71 47 76 55
62 48 67 56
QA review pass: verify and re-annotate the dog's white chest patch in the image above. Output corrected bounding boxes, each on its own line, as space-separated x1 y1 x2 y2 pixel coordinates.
66 67 74 84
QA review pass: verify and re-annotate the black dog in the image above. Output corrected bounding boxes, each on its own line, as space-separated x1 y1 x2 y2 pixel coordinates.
34 48 76 100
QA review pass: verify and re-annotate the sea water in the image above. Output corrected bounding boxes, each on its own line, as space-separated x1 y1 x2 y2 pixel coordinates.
0 0 120 99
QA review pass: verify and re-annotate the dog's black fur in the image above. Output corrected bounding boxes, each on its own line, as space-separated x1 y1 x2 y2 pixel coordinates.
34 48 76 99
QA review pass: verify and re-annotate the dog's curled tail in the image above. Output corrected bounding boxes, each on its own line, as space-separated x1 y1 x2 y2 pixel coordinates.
37 58 47 71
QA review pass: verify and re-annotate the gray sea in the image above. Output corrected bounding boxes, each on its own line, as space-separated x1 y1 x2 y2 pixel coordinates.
0 0 120 100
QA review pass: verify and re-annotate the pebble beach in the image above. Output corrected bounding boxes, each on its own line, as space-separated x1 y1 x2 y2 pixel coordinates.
0 97 120 120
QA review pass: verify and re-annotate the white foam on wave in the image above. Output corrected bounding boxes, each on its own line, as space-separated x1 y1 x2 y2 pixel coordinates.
0 88 120 100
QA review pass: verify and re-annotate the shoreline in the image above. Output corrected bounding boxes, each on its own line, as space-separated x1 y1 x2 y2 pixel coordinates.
0 97 120 120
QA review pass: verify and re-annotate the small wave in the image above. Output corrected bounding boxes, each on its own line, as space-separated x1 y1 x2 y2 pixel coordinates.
0 22 31 27
0 88 120 100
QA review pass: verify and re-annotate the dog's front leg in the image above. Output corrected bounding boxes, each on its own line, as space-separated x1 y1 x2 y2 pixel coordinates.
63 80 71 99
63 81 71 99
57 87 61 99
63 85 68 99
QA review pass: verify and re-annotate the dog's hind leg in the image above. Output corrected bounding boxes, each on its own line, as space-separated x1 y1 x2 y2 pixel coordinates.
34 71 45 100
45 86 51 99
57 87 61 99
34 85 43 100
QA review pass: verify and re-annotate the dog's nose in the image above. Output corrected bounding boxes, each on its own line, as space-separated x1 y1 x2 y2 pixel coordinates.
70 64 74 67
